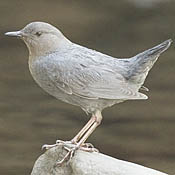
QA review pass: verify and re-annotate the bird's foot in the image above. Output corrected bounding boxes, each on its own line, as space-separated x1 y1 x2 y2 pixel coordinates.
56 139 96 150
42 140 99 166
55 140 98 153
42 140 71 150
42 140 98 152
56 142 99 166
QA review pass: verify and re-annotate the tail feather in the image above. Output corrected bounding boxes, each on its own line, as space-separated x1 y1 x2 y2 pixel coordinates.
127 39 172 86
134 39 172 61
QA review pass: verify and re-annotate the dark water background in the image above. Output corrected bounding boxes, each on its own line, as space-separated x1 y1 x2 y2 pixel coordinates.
0 0 175 174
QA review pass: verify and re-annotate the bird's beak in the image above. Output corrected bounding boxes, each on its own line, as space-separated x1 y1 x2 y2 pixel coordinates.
5 31 22 37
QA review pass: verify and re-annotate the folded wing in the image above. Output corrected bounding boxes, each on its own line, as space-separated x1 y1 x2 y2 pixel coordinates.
47 60 147 100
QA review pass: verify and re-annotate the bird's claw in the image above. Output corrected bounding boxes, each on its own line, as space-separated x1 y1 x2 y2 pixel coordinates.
42 143 59 150
82 142 95 149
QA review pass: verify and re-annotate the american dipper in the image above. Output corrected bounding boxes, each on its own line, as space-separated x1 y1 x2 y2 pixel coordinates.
5 22 172 163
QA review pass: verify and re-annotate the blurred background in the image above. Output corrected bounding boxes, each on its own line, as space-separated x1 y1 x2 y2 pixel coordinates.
0 0 175 174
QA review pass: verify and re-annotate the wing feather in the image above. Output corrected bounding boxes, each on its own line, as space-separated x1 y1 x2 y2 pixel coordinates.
46 58 147 100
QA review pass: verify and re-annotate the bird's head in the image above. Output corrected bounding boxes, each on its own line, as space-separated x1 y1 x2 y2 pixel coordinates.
5 22 71 57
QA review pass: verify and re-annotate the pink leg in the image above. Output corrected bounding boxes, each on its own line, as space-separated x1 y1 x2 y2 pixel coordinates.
71 115 96 143
76 110 102 147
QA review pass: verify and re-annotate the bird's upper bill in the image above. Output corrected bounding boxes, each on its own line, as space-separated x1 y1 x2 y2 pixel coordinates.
5 31 23 37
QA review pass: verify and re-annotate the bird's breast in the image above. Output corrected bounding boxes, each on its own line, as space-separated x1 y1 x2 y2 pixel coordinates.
28 57 63 98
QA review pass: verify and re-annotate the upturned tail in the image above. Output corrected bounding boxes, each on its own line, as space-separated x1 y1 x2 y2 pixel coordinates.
127 39 172 88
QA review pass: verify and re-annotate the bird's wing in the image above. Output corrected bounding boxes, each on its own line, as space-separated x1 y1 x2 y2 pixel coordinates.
46 58 147 100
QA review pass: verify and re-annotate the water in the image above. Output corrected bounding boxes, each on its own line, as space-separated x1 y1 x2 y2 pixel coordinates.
0 0 175 174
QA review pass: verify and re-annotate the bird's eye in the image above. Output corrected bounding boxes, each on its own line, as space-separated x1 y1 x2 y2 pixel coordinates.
35 31 42 37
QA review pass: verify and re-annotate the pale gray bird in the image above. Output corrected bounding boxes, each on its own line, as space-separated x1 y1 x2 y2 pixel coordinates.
5 22 172 161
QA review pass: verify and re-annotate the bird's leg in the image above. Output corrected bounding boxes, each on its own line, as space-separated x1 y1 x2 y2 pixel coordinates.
76 110 102 148
56 111 102 166
71 115 96 144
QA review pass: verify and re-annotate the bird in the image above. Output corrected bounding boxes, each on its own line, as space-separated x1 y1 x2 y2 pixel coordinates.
5 22 172 163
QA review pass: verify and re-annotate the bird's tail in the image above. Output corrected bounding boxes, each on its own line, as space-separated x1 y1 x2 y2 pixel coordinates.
127 39 172 88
